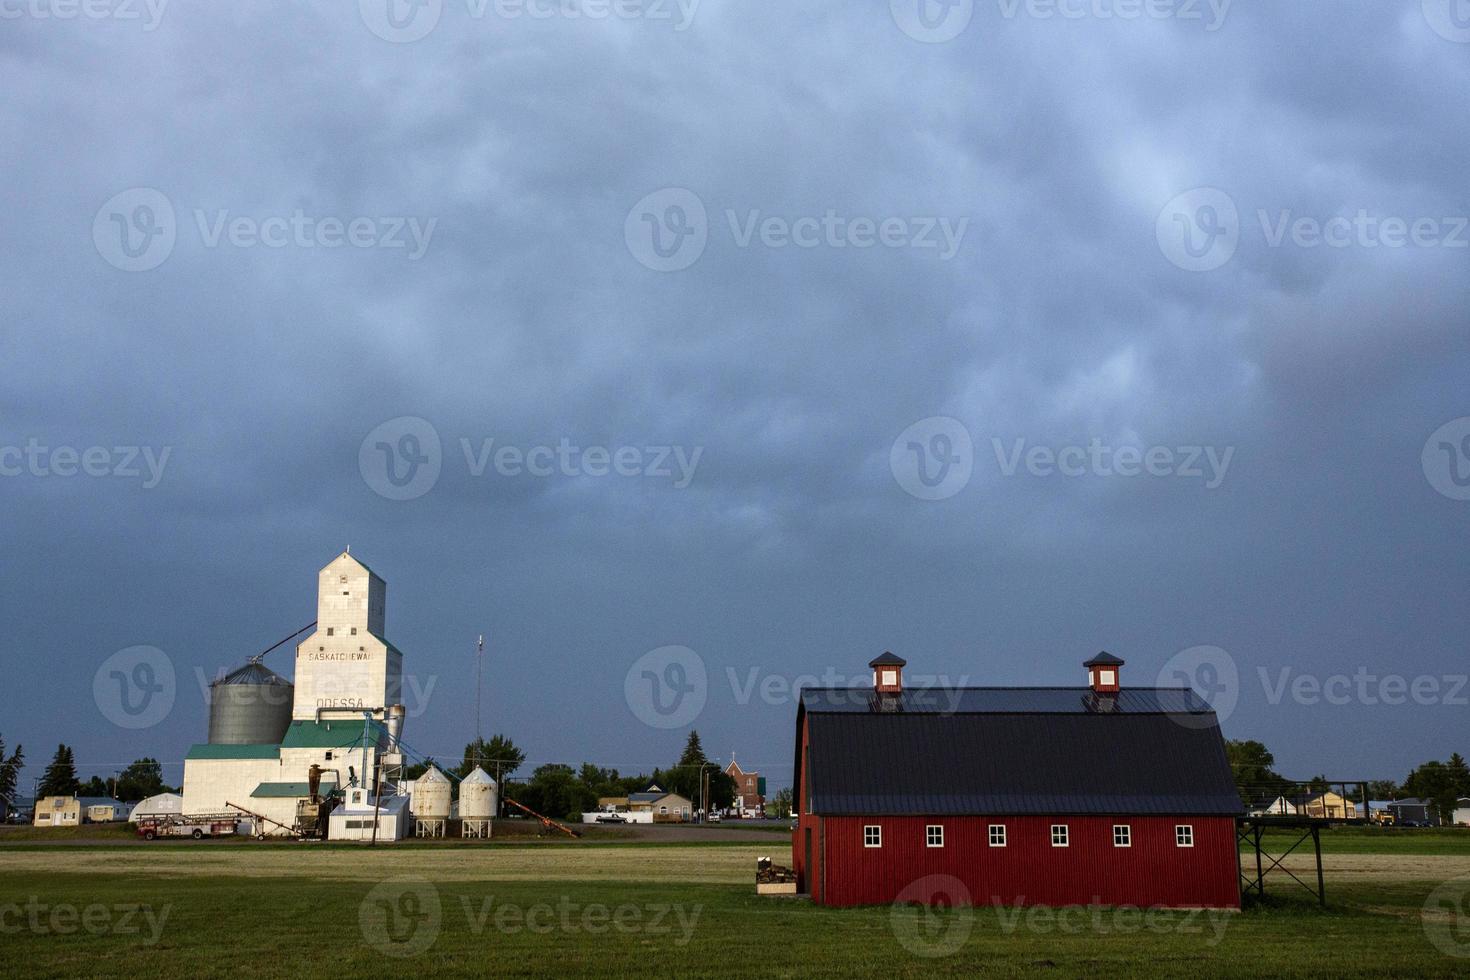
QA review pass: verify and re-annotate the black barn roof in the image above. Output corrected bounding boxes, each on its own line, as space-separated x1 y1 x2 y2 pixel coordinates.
797 686 1243 817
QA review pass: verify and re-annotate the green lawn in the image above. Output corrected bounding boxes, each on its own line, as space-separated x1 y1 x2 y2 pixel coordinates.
2 861 1467 977
1244 826 1470 856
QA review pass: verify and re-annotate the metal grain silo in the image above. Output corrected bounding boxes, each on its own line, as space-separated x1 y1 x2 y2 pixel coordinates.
460 766 497 838
412 766 451 837
208 661 294 745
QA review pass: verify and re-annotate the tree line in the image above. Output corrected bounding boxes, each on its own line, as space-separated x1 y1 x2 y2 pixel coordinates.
1226 739 1470 823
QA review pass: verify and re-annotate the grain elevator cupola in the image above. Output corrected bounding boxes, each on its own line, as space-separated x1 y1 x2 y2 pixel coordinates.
869 651 907 695
1085 651 1125 694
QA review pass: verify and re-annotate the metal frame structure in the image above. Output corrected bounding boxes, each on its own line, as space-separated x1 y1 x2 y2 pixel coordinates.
1236 816 1328 907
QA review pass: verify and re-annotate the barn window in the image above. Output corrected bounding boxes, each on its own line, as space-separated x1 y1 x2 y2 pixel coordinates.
1051 824 1069 847
926 825 944 848
988 824 1007 847
1113 824 1131 847
1175 825 1194 847
864 825 882 848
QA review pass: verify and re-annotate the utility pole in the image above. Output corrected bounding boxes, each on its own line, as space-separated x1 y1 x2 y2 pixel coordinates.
474 634 484 771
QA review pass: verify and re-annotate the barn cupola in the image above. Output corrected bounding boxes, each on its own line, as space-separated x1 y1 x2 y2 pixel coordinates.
870 651 907 695
1085 652 1124 694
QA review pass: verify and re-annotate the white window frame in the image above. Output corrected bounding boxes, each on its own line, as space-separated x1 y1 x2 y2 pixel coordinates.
1051 824 1070 848
1113 824 1131 848
864 825 882 848
1175 824 1194 848
926 825 944 848
988 824 1007 847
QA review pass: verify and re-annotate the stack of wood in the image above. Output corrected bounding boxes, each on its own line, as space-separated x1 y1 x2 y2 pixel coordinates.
756 857 798 894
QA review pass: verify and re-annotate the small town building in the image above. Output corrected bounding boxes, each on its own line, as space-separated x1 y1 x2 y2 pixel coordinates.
1303 792 1358 820
33 796 80 827
725 756 765 815
1453 799 1470 827
328 786 410 841
792 651 1244 908
627 784 693 822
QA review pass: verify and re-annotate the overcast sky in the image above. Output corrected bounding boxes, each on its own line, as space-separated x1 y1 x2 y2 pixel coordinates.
2 1 1468 796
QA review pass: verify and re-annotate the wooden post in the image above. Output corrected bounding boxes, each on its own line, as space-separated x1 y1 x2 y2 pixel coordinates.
1312 824 1325 907
1254 824 1264 896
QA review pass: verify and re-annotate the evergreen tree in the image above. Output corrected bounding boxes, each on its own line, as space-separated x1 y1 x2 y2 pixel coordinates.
37 744 80 798
1447 753 1470 797
0 735 23 802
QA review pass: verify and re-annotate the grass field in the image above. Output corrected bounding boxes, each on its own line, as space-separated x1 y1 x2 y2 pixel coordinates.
2 836 1468 977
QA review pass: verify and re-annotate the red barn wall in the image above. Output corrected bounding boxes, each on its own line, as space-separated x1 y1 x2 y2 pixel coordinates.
817 815 1240 909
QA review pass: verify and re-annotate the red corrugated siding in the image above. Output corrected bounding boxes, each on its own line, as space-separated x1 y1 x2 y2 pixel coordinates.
817 815 1240 909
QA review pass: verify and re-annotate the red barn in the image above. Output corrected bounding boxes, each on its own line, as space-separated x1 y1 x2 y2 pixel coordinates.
792 651 1243 909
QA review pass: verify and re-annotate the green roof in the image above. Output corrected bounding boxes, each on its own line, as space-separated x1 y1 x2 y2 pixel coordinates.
250 780 338 799
186 744 280 761
280 721 374 749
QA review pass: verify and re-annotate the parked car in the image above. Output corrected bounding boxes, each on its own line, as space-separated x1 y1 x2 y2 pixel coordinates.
595 813 626 824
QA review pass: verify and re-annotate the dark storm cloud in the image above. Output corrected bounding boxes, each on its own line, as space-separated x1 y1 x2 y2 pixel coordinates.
2 2 1467 792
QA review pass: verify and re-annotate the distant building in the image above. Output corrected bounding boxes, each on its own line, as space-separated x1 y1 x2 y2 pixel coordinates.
1303 792 1357 820
725 756 765 814
33 796 80 827
1388 798 1435 826
1453 799 1470 827
627 784 693 821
